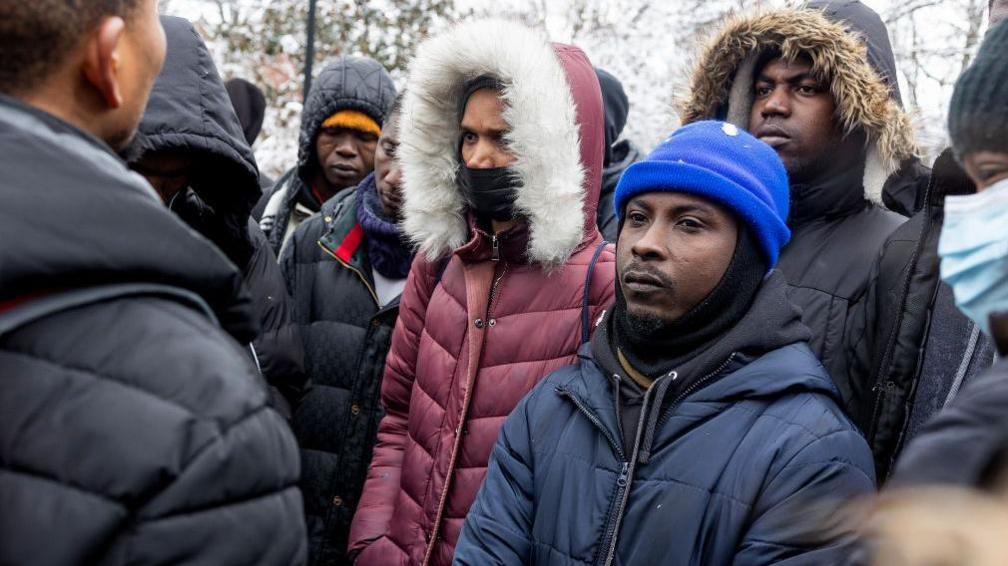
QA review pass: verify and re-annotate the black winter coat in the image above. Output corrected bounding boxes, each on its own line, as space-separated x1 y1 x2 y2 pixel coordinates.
280 186 406 565
127 16 306 414
256 57 396 256
850 150 996 479
0 92 306 564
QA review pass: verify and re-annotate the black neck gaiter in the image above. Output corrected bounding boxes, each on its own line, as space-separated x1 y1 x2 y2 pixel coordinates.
612 227 768 378
457 165 521 222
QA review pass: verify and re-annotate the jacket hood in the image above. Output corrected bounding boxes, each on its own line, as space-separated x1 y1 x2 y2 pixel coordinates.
226 77 267 146
398 19 605 268
0 95 257 342
127 16 260 222
296 56 397 185
596 67 630 166
678 6 918 206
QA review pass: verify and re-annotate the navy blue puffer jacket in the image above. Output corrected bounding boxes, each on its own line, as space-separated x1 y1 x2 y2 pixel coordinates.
456 273 875 565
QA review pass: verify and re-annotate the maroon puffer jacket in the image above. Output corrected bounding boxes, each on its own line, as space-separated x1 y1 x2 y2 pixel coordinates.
348 20 615 566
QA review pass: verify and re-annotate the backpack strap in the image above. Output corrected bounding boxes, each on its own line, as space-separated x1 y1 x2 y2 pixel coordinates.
581 241 609 345
0 283 218 337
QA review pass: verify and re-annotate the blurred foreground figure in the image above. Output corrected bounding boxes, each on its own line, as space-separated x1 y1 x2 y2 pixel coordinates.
857 485 1008 566
0 4 306 565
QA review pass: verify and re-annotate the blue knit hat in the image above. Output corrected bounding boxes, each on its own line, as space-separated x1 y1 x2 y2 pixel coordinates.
613 120 791 268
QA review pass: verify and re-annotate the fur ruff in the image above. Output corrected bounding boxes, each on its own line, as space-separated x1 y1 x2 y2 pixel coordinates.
677 8 918 205
398 19 586 267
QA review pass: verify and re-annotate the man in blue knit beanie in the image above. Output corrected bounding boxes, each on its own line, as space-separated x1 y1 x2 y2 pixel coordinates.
455 120 874 565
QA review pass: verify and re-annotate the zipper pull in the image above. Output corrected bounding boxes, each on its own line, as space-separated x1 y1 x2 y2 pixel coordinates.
616 462 630 487
491 234 500 262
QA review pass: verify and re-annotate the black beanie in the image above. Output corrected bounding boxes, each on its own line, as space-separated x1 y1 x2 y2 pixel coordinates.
949 19 1008 160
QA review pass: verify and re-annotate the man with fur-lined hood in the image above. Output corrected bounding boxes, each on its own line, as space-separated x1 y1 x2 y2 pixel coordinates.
347 19 615 565
679 0 991 478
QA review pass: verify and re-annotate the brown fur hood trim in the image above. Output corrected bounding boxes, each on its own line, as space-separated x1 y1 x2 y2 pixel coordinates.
678 7 918 204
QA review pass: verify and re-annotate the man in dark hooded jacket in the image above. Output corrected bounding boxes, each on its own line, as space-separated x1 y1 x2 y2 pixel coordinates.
678 0 992 479
226 77 274 190
280 96 412 565
255 57 396 257
126 16 306 417
456 120 874 566
0 5 305 565
595 67 643 241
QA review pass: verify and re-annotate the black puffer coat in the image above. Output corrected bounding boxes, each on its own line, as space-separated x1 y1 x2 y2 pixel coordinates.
851 150 996 479
127 16 306 414
679 2 991 479
280 184 407 565
0 90 306 565
255 57 396 256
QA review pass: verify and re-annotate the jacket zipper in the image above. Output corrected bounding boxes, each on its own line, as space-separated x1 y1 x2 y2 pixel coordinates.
557 389 626 461
596 354 736 565
597 382 655 566
491 234 500 262
318 241 379 305
421 249 507 565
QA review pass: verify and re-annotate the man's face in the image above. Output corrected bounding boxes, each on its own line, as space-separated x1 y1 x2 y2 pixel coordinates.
374 114 403 218
460 88 516 169
749 56 841 182
131 150 194 203
617 192 738 324
315 125 378 192
962 151 1008 192
106 0 166 150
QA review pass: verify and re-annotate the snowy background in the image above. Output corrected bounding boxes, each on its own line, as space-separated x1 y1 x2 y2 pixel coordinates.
161 0 989 178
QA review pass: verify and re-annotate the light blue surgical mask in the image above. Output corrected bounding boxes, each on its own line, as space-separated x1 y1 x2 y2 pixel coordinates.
938 178 1008 336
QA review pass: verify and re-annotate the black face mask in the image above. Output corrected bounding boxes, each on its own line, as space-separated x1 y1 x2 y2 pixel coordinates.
457 165 521 222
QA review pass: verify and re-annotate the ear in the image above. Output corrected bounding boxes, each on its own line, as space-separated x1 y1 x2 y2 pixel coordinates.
81 16 126 110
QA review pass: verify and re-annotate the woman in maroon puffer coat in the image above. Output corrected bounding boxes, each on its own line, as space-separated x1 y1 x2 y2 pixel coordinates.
347 18 616 566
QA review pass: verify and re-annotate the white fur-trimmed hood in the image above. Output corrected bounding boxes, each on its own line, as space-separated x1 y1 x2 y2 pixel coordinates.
398 19 604 268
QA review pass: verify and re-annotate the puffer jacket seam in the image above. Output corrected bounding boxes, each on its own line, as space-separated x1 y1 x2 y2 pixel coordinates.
140 483 301 522
723 399 841 442
479 352 586 369
761 429 866 489
175 404 281 470
419 326 459 361
489 303 609 318
0 349 207 422
785 282 850 299
2 463 123 504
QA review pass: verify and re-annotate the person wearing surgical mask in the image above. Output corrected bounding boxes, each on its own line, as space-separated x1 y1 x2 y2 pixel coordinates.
845 23 1008 566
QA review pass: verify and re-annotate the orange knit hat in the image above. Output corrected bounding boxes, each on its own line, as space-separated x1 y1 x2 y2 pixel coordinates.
321 110 381 136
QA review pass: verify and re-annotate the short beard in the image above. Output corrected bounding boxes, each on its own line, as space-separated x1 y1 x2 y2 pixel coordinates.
622 307 670 340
